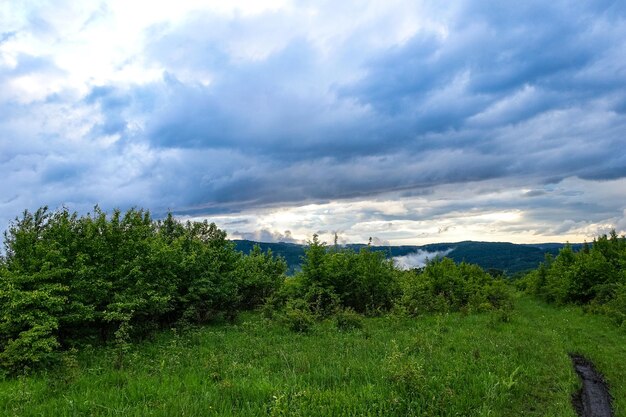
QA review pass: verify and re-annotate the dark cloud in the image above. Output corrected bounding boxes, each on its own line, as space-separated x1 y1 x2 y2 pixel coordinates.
101 0 626 216
2 1 626 242
524 190 547 197
84 86 134 136
39 158 88 184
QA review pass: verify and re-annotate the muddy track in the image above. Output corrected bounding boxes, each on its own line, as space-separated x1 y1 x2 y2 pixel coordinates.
570 354 613 417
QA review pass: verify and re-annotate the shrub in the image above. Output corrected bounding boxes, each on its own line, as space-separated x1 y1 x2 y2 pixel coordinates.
595 283 626 327
260 275 307 318
335 308 363 331
0 322 60 374
0 206 284 374
397 273 436 316
523 231 626 326
304 284 340 319
236 245 287 310
281 300 315 333
396 258 512 316
482 280 514 311
298 235 399 314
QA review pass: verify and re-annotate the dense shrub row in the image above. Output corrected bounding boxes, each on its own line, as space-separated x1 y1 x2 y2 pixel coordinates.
270 235 513 332
283 235 399 314
0 207 286 373
0 208 513 373
396 258 513 316
518 231 626 326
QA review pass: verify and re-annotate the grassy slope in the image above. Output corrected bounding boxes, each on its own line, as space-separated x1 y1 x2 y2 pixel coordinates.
1 295 625 417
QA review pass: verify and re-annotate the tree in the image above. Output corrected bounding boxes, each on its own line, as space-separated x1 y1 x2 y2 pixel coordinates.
301 234 328 289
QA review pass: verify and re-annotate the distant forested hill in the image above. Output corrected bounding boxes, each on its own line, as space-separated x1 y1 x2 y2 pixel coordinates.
232 239 582 276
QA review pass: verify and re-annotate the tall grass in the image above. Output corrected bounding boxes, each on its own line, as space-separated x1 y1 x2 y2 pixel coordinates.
1 294 624 416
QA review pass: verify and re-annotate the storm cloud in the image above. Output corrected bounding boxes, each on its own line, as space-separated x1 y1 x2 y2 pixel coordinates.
1 0 625 243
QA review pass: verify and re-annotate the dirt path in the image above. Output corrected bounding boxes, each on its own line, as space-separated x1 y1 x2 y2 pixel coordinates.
571 354 613 417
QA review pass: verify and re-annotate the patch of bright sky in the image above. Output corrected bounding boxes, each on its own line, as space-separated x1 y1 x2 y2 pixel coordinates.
0 0 292 98
191 177 626 245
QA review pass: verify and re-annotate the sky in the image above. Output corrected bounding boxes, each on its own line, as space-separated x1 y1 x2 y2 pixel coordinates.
1 0 626 246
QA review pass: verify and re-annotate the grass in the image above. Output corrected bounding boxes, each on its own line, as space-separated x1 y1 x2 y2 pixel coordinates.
1 294 625 416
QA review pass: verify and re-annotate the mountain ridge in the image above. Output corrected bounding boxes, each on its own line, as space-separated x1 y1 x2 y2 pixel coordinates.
232 239 583 276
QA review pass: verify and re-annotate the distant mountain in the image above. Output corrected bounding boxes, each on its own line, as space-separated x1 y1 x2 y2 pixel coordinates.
233 240 305 273
232 239 582 276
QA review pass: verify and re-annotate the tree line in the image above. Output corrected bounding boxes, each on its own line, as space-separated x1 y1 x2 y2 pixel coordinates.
0 207 512 374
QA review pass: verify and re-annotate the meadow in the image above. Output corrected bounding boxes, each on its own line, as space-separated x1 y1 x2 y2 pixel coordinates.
1 208 624 416
1 294 624 417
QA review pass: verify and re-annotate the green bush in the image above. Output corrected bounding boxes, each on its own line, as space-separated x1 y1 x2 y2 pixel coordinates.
260 275 307 318
522 231 626 325
482 280 514 311
281 300 315 333
335 308 363 331
236 245 287 310
0 322 60 374
396 258 512 316
397 272 437 316
0 207 518 374
304 284 340 319
0 207 286 374
297 235 400 315
593 283 626 327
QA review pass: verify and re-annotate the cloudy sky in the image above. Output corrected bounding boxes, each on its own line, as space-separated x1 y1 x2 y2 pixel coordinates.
1 0 626 245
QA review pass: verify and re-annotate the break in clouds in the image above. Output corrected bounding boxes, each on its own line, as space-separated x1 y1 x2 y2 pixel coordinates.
1 0 626 243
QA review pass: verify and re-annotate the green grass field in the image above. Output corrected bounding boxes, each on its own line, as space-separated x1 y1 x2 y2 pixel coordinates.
1 294 624 417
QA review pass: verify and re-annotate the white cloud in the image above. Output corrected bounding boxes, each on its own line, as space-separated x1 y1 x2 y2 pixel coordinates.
393 249 453 270
616 210 626 235
1 1 625 245
183 176 626 245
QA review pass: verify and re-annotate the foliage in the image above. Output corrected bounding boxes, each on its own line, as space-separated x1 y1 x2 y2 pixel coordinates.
520 231 626 324
3 296 626 416
301 283 339 319
0 207 286 373
334 308 363 331
396 257 513 316
280 299 315 333
235 245 287 310
265 235 511 334
0 207 511 374
296 235 399 315
233 239 581 276
175 221 241 324
599 283 626 327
